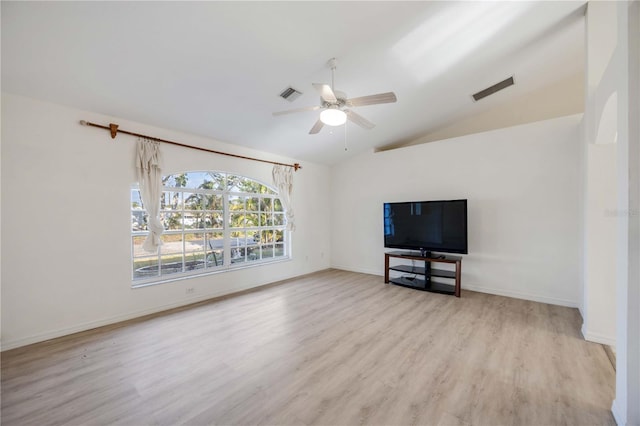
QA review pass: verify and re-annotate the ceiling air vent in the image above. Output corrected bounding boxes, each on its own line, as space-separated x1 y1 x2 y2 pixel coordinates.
279 87 302 102
472 76 515 102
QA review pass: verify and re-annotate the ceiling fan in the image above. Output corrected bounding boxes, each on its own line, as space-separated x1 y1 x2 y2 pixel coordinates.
273 58 397 134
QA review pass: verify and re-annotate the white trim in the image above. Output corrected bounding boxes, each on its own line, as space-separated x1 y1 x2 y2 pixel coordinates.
0 271 302 351
611 398 624 426
132 257 291 288
332 266 580 308
581 323 617 346
2 295 221 351
460 283 579 308
330 264 382 277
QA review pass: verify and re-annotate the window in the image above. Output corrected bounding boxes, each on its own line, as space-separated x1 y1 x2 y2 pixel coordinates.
131 171 289 284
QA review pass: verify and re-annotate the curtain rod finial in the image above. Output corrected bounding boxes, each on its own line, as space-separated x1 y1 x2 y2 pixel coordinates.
294 163 301 171
79 120 88 126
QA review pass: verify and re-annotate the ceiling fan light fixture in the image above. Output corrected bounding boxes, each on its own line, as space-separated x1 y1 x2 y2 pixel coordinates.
320 108 347 126
272 57 396 133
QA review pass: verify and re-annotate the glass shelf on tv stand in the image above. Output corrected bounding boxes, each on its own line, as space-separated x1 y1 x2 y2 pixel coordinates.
384 251 462 297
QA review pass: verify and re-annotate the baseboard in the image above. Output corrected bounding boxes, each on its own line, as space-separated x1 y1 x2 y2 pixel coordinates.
611 398 624 426
1 269 582 351
1 293 234 351
581 324 617 346
331 267 580 308
330 264 382 277
461 283 579 308
1 270 327 352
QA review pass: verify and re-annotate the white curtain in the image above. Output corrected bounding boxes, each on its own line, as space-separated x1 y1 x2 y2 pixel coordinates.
136 138 164 252
272 165 295 231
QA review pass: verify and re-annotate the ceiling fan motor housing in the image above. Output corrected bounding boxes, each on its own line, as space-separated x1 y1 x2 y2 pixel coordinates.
322 93 347 109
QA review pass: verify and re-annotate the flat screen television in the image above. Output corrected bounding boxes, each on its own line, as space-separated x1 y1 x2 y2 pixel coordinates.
383 199 468 255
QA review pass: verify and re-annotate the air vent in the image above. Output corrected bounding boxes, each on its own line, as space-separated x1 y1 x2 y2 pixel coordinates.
472 76 515 102
279 87 302 102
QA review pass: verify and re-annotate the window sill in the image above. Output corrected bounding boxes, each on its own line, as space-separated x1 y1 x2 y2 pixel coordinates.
131 256 292 289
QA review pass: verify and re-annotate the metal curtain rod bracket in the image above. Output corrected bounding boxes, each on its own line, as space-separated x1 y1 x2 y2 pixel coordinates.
79 120 302 171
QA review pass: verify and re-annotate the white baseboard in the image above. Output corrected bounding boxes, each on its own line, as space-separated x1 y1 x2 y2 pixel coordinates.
330 264 382 277
1 293 228 351
581 324 617 346
1 272 310 352
0 269 581 351
462 283 579 308
611 398 624 426
332 266 580 309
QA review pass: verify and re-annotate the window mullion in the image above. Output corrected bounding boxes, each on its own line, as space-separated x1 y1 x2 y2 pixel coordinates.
223 192 230 267
181 190 185 272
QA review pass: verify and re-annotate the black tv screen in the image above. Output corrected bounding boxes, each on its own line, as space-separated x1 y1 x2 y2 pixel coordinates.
383 199 468 254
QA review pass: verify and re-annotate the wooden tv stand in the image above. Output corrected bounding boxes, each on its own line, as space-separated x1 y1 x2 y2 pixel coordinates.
384 251 462 297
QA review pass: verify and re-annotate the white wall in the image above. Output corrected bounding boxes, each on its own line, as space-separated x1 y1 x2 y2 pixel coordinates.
0 93 331 350
583 144 618 344
331 115 583 307
581 0 618 347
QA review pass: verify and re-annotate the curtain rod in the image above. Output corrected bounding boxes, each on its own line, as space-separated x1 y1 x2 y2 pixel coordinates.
79 120 302 171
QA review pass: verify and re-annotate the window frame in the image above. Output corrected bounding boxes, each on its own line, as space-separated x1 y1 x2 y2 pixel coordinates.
131 171 290 287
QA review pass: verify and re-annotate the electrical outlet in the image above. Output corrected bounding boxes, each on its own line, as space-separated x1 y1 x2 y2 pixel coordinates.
186 287 195 294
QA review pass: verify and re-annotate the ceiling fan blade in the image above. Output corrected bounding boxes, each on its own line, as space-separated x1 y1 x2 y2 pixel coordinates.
272 105 321 116
345 109 375 129
309 119 324 134
312 83 338 103
347 92 397 107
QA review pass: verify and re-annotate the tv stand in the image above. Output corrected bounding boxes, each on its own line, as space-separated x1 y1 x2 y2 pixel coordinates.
384 251 462 297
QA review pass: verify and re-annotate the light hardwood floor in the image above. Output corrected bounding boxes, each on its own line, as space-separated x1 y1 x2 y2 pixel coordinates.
1 269 615 425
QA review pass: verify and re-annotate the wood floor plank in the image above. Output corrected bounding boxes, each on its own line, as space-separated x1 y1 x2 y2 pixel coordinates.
1 269 615 425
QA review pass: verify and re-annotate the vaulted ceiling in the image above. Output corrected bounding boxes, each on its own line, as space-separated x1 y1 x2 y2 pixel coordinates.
2 1 586 165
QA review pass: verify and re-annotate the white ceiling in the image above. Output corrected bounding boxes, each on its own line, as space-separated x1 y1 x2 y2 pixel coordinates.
2 1 586 165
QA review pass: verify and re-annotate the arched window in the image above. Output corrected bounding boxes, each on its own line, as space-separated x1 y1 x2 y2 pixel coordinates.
131 171 289 284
